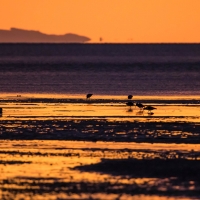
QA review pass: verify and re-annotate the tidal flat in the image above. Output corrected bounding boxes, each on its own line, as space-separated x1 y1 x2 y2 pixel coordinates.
1 95 200 199
1 141 200 200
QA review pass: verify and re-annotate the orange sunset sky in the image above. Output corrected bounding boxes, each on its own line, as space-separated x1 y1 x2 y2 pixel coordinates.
0 0 200 43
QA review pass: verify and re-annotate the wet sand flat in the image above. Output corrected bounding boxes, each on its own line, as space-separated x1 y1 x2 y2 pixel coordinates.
1 140 200 200
1 95 200 199
0 96 200 143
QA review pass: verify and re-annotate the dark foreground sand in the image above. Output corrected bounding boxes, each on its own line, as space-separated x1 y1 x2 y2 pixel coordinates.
1 119 200 144
1 141 200 200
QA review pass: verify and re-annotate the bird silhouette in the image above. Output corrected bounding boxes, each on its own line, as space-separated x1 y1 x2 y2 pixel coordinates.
136 102 145 110
126 101 134 109
144 105 156 114
128 95 133 99
86 94 93 99
0 108 2 117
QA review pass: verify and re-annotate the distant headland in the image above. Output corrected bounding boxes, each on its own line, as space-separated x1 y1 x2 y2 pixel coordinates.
0 28 90 43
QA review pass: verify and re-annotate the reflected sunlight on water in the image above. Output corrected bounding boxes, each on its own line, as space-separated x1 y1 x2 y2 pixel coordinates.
0 100 200 121
1 94 200 199
1 141 200 199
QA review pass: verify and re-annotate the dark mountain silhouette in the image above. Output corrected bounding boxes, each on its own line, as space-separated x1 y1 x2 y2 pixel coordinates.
0 28 90 43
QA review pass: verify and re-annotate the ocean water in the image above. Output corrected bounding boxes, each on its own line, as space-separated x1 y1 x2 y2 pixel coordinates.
0 43 200 96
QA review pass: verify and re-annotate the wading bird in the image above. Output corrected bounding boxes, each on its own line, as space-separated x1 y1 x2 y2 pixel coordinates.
136 102 145 110
128 95 133 99
126 101 134 109
86 93 93 99
144 105 156 114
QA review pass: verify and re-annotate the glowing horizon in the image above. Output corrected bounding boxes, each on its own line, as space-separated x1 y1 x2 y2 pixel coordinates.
1 0 200 43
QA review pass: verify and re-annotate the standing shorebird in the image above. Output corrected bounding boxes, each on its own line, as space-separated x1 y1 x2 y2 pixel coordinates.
126 101 134 109
144 105 156 114
86 94 93 99
136 102 145 110
128 95 133 99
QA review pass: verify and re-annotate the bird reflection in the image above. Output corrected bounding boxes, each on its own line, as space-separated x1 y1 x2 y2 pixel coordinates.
127 108 133 112
136 110 144 115
148 112 154 116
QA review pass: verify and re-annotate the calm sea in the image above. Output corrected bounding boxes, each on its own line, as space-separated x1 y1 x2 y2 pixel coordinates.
0 43 200 96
